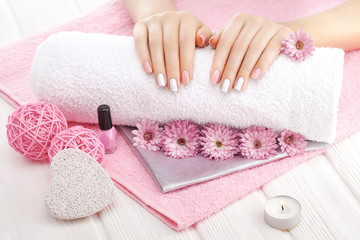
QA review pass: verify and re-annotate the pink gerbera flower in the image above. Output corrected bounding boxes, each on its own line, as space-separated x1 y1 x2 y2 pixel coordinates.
200 124 239 161
278 129 308 156
161 120 200 159
239 125 278 160
132 119 162 151
280 28 315 61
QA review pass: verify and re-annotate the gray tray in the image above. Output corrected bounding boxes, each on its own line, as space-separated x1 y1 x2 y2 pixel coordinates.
118 126 329 193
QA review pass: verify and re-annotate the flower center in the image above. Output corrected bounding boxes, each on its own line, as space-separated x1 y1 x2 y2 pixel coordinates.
285 135 294 145
143 132 153 141
216 141 223 148
253 140 262 149
177 138 186 146
296 41 304 50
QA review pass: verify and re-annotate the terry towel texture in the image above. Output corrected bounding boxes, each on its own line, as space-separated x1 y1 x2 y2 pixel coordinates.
1 0 360 231
31 31 344 143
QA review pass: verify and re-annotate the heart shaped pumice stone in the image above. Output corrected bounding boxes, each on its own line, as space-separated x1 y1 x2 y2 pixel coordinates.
45 148 116 220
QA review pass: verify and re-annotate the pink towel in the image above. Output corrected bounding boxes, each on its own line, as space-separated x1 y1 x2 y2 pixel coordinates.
1 0 360 230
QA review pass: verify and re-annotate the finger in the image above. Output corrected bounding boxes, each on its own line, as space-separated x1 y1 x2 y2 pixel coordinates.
236 26 278 91
195 23 212 48
217 22 261 92
209 29 223 48
147 21 167 87
210 20 244 85
220 24 261 92
252 31 289 79
179 21 197 85
163 16 181 92
218 34 247 92
133 22 152 74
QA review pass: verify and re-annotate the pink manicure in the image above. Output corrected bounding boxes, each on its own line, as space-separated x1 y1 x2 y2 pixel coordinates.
251 68 261 80
209 36 214 47
182 71 190 84
200 34 207 45
210 70 220 84
143 61 153 74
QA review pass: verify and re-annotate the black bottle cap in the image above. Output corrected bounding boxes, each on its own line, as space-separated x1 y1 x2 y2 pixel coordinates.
97 104 113 130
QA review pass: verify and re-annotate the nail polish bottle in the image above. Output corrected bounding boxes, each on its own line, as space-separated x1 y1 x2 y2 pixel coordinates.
97 104 117 154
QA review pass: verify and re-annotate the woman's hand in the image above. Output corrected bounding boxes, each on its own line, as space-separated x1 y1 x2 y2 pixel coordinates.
133 11 212 91
209 13 292 92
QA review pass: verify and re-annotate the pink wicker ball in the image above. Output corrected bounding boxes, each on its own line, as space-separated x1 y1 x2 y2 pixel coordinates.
6 101 68 160
48 126 105 165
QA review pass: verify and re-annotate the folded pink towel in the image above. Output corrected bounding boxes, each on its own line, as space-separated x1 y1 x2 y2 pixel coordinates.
1 0 360 231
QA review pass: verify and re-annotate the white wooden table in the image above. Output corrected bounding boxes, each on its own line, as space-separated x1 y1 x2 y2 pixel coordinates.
1 0 360 239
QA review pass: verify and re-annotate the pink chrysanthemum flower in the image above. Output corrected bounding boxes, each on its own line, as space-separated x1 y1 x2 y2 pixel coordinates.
199 124 239 161
132 119 162 151
280 28 315 61
161 120 200 159
239 125 278 160
278 129 308 156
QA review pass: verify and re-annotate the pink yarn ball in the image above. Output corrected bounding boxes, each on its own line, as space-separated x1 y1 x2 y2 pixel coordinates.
6 102 68 160
48 126 105 165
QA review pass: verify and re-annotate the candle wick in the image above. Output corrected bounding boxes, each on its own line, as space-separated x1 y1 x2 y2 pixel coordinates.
281 205 284 211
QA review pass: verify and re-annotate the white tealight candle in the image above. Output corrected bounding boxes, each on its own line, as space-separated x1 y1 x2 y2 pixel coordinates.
264 195 301 230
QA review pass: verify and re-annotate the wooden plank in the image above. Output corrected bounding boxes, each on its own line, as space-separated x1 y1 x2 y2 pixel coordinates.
262 155 360 240
98 189 201 240
6 0 80 37
195 190 293 240
350 130 360 145
73 0 107 13
2 0 360 238
0 0 22 46
0 0 112 237
325 132 360 201
0 99 108 240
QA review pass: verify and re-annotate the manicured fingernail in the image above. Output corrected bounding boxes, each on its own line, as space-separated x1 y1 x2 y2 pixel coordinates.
144 61 152 73
251 68 260 80
170 78 178 92
234 77 244 91
200 34 207 45
210 70 220 84
209 36 215 48
182 71 190 84
157 73 166 87
221 79 230 93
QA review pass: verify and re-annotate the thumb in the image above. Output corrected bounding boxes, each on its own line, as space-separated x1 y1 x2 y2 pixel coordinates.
195 24 212 48
209 29 223 49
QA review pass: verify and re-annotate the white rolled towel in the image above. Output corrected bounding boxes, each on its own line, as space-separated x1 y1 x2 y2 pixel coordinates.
31 32 344 143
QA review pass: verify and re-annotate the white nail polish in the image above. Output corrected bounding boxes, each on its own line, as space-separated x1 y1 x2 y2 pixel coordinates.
221 79 230 93
170 78 178 92
234 77 244 91
157 73 166 87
